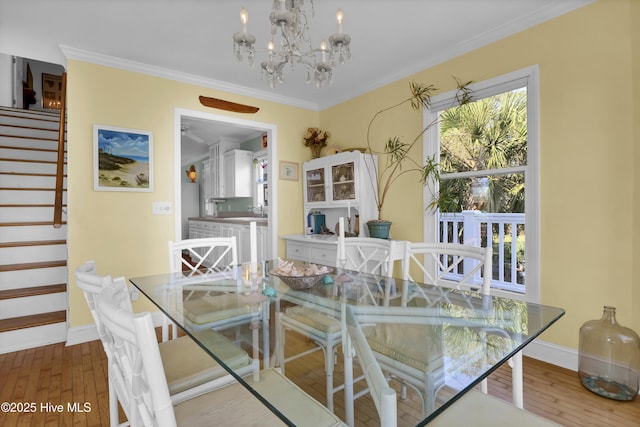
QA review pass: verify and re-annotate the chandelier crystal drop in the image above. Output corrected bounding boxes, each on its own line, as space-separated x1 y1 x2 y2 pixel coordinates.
232 0 351 88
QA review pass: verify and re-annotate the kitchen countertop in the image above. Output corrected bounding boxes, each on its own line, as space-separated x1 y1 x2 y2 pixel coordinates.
189 216 268 226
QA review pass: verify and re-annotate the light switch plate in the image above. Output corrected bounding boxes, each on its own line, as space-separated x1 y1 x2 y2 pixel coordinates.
152 202 172 215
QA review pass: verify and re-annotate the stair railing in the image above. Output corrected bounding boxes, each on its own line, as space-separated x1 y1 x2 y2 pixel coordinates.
53 72 67 229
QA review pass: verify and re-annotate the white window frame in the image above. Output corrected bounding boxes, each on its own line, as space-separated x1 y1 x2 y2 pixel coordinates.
423 65 540 303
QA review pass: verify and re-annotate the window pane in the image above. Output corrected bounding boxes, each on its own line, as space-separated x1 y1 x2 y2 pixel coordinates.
437 173 524 214
439 88 527 174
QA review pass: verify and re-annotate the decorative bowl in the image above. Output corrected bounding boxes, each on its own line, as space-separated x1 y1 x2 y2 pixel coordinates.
269 267 334 290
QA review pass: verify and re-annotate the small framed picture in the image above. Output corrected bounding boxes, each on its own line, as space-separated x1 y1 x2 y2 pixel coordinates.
279 161 299 181
262 133 268 149
94 124 153 192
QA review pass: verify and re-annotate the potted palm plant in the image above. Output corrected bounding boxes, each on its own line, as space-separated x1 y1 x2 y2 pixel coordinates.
364 79 472 238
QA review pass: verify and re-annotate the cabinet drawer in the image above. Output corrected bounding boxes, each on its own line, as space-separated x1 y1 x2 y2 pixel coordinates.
309 246 336 266
189 221 222 238
286 242 310 261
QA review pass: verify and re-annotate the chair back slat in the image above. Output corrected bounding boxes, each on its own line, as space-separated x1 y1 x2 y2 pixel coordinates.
75 261 133 355
336 218 405 305
97 286 178 427
401 242 492 307
169 237 238 276
344 305 397 427
336 218 403 278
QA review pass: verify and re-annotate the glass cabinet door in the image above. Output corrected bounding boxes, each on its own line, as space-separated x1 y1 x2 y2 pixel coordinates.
331 162 355 201
306 167 326 203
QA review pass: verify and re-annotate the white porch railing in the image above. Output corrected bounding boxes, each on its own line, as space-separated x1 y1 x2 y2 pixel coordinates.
439 210 525 293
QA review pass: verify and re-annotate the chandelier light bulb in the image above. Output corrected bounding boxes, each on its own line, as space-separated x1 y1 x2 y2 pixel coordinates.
232 0 351 88
320 39 328 62
336 9 344 33
240 7 249 32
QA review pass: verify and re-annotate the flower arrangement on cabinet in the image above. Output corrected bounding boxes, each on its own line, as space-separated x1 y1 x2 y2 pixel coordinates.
304 127 330 159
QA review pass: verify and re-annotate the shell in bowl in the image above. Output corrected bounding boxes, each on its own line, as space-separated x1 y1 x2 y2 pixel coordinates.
269 261 333 290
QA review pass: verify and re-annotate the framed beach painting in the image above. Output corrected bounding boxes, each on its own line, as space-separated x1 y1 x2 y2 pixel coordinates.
93 125 153 192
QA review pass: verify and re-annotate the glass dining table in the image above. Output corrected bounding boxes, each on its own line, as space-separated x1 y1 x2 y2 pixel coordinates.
129 259 564 427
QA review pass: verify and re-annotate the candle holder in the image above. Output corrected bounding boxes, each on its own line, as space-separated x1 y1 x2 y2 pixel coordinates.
240 262 253 295
250 262 263 293
240 261 268 304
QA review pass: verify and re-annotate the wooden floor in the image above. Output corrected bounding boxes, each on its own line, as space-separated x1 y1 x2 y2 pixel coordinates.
1 333 640 426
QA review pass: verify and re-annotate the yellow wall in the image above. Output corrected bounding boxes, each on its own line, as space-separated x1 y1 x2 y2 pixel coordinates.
66 61 318 326
632 0 640 343
67 0 638 352
322 0 637 349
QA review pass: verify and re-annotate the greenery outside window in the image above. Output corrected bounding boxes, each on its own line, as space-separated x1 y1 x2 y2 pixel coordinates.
424 66 539 302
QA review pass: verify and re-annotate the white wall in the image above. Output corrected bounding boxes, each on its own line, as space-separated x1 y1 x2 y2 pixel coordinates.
0 53 14 107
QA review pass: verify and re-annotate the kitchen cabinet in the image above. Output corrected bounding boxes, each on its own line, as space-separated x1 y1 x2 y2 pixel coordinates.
303 151 378 237
223 149 253 198
202 159 212 203
188 220 228 264
189 219 266 264
209 140 240 198
235 224 266 264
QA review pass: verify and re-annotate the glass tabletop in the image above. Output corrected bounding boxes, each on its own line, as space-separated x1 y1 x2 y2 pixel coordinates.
129 260 564 427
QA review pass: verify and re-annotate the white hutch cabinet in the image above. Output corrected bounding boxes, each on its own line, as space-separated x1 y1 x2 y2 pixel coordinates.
282 150 379 266
303 150 378 236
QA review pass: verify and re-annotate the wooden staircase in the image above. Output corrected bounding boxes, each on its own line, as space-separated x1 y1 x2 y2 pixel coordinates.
0 106 68 354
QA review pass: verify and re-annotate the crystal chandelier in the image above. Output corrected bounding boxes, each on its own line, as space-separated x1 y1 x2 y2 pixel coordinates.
233 0 351 88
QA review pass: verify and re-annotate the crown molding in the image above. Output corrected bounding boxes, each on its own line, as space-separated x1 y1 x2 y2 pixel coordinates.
59 45 320 112
316 0 594 110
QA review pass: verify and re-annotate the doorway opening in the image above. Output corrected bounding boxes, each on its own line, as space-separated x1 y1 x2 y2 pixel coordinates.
174 108 278 260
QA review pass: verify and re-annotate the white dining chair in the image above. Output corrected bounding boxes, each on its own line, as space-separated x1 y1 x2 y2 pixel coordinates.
344 304 397 427
164 236 238 341
277 218 402 412
168 235 270 369
346 304 553 427
353 242 494 416
402 242 492 302
75 261 253 427
401 241 523 408
95 285 347 427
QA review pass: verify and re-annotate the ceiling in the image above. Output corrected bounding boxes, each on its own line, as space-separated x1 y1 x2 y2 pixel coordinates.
180 116 264 164
1 0 592 111
0 0 592 163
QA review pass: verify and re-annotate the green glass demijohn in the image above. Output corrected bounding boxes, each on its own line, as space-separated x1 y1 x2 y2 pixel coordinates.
578 306 640 400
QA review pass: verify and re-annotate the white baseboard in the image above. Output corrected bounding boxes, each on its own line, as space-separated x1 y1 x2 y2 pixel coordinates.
523 339 578 371
66 312 166 346
66 323 99 346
